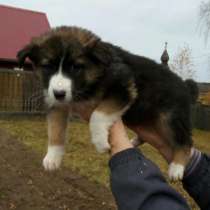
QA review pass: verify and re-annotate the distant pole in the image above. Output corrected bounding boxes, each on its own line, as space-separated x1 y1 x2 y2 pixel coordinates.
161 42 169 66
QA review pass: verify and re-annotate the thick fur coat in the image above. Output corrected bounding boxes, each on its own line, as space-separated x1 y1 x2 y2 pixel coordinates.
17 26 198 180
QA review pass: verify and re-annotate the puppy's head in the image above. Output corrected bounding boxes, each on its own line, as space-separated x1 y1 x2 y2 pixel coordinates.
17 26 112 107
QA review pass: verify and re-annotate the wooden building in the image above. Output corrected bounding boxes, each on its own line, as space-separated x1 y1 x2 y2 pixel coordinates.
0 5 50 113
0 4 50 69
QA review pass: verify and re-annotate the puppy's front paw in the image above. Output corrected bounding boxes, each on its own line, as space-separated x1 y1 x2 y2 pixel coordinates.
93 136 110 153
43 146 64 171
168 162 185 181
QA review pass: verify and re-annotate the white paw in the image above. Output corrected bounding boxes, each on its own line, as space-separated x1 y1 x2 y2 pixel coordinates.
43 146 64 171
168 162 185 181
95 141 110 153
91 129 110 153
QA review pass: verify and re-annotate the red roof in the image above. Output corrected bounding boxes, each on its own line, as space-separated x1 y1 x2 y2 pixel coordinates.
0 5 50 62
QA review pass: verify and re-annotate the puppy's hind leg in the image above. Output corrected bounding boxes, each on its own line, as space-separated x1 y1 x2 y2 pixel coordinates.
168 115 193 181
168 147 192 181
152 112 192 181
90 99 130 153
43 105 69 171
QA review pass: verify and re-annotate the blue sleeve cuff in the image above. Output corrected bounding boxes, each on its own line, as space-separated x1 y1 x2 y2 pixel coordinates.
109 148 142 171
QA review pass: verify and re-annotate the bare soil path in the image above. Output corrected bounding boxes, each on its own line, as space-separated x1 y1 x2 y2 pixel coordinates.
0 129 116 210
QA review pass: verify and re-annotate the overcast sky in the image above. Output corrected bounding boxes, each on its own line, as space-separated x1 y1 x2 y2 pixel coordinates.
2 0 210 82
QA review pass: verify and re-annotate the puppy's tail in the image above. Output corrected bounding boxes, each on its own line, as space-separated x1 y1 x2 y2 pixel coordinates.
185 79 199 104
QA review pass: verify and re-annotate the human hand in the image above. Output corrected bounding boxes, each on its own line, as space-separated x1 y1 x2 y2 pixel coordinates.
127 124 174 163
108 120 174 162
72 105 174 162
108 120 133 156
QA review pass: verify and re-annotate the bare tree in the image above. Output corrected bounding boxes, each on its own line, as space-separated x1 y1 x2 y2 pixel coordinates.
199 0 210 41
170 45 195 80
198 1 210 81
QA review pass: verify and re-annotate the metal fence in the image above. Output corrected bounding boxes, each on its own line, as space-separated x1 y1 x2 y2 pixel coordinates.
0 68 44 114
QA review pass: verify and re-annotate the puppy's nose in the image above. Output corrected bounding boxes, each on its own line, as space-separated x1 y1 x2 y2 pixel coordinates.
53 90 66 101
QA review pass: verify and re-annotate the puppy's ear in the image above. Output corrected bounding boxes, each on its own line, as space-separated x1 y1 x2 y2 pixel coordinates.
84 38 112 65
17 44 40 68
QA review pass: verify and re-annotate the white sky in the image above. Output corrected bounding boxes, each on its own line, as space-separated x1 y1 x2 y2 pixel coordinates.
2 0 210 82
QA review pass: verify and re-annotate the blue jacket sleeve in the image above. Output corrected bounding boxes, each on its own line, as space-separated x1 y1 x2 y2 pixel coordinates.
183 153 210 210
109 148 190 210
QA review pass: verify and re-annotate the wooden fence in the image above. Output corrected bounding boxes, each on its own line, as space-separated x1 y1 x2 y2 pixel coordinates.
0 68 209 130
0 68 44 113
192 103 210 131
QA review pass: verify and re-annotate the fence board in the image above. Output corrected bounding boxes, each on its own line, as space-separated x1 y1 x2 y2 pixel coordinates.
192 104 210 131
0 68 209 129
0 68 44 113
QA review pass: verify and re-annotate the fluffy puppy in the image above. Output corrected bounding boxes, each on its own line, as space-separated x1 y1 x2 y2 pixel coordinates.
17 26 198 180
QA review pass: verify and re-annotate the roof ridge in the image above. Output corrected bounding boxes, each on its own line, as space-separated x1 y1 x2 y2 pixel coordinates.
0 4 46 15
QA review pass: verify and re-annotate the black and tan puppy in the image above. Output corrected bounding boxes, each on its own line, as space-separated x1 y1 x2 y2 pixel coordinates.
17 26 198 180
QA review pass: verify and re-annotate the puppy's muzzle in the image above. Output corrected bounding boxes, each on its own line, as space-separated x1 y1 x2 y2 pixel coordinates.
53 90 66 101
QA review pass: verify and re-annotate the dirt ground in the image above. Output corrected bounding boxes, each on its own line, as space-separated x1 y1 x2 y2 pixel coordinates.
0 129 116 210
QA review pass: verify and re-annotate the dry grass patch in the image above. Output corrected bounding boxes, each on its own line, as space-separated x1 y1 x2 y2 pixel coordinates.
0 117 209 210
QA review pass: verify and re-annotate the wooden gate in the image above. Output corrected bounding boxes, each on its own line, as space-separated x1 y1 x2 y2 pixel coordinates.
0 69 44 113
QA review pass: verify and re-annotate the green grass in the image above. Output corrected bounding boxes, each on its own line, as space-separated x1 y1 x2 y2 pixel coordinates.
0 192 7 199
0 117 209 210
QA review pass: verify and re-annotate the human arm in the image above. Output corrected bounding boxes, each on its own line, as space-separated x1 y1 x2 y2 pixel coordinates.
109 121 190 210
182 151 210 210
75 108 210 209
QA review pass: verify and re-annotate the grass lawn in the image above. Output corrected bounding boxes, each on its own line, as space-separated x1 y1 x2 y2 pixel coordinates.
0 117 209 210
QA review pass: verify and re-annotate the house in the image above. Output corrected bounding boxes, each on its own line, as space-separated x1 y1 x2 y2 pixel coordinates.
0 5 50 113
0 4 50 70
